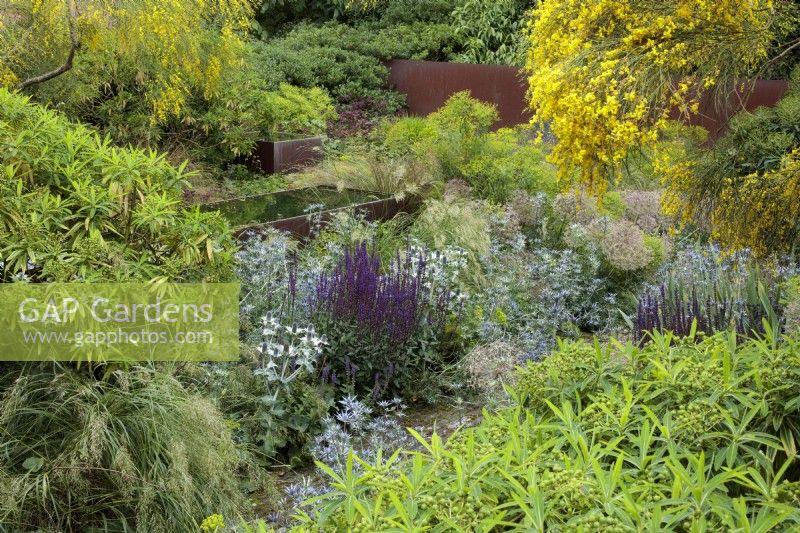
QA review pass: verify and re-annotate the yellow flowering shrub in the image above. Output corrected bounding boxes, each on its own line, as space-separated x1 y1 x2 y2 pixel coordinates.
525 0 778 195
662 73 800 256
664 148 800 257
710 149 800 255
0 0 254 123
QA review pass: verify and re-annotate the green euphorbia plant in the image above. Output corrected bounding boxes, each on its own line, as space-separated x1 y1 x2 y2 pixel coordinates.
0 88 236 282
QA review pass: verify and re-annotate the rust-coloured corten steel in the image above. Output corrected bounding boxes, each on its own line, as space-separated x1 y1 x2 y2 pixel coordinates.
386 59 531 130
683 80 790 140
234 196 417 242
386 59 790 137
250 137 324 174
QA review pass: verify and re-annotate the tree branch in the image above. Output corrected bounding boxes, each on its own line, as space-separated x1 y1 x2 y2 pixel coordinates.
17 0 78 90
756 35 800 80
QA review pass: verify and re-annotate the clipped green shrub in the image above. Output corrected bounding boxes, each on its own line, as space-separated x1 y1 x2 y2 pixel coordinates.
250 21 457 111
0 365 244 531
0 89 235 282
305 332 800 531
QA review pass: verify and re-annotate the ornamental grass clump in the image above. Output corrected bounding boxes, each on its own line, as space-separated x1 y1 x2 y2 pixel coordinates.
0 365 244 531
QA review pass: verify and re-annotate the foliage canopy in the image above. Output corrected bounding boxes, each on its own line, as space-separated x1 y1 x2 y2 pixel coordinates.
0 0 254 122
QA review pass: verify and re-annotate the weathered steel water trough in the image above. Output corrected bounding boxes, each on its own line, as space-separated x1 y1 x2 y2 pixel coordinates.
202 186 414 240
249 136 324 174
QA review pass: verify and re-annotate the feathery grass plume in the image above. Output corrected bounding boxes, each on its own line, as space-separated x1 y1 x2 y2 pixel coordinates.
0 364 244 531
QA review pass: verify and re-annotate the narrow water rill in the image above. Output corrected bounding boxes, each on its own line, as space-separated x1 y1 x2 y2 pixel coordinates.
202 187 379 228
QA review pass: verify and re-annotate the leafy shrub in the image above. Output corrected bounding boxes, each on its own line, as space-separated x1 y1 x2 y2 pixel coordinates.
191 81 335 160
380 93 556 202
0 89 235 282
371 0 457 25
255 0 351 32
0 365 244 531
451 0 531 66
382 116 440 156
254 0 457 33
304 332 800 531
36 42 336 164
460 128 557 202
251 21 457 113
426 91 498 177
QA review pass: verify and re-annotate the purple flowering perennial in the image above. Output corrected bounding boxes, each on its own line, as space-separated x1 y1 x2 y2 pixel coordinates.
312 242 454 345
635 283 769 345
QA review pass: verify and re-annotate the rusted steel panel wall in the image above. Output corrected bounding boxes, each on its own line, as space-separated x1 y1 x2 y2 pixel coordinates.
386 59 531 129
387 59 789 136
685 80 790 140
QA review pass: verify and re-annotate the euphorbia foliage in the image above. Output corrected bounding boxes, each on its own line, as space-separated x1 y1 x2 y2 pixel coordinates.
525 0 784 194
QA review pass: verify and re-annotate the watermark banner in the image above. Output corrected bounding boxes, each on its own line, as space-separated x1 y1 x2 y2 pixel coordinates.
0 283 240 362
